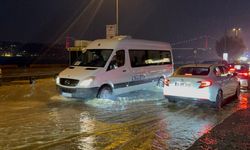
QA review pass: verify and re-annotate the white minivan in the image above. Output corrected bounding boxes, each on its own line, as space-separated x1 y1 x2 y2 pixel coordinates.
56 36 173 99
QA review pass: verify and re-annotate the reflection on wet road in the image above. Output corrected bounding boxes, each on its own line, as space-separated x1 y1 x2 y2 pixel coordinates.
0 78 249 149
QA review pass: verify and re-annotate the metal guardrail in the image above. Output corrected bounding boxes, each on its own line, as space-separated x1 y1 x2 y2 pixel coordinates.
0 73 58 84
0 67 65 85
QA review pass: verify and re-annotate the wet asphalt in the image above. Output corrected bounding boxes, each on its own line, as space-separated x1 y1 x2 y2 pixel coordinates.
0 78 249 150
189 91 250 150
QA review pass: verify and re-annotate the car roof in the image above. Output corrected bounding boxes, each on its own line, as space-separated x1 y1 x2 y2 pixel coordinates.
179 64 224 68
230 63 249 66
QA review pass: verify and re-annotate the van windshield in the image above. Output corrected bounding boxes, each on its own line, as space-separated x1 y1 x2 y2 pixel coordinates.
73 49 113 67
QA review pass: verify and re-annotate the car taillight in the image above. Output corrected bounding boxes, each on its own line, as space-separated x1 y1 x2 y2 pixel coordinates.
197 80 212 88
238 72 248 77
164 78 170 86
229 68 235 72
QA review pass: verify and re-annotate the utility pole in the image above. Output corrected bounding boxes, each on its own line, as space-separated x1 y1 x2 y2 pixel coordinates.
194 49 197 64
116 0 119 35
204 35 208 49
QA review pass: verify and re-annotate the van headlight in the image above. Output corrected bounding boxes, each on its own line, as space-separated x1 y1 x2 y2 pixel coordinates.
56 76 60 84
79 77 95 87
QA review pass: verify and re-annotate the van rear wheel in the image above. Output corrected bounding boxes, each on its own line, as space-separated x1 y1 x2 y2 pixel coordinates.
97 86 113 99
157 77 164 88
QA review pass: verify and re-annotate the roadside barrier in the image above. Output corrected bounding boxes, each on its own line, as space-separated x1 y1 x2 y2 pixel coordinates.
29 64 68 68
0 64 66 85
0 65 18 68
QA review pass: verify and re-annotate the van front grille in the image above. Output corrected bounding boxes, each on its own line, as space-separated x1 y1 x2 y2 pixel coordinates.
60 78 79 87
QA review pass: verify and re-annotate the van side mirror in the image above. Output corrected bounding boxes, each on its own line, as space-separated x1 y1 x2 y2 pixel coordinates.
107 60 118 71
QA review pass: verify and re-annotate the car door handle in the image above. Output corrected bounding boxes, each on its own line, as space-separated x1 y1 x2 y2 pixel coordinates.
123 70 127 72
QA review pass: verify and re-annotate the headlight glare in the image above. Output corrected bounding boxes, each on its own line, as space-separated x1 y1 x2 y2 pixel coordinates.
56 76 60 84
79 77 95 87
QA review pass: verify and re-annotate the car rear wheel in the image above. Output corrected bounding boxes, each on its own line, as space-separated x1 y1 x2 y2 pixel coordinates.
165 96 177 103
97 85 113 99
215 90 223 110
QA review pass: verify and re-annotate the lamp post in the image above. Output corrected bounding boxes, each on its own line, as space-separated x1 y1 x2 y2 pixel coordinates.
193 49 197 64
232 28 241 37
116 0 119 35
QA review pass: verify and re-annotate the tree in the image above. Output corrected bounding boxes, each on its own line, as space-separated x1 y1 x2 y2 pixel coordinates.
215 35 246 61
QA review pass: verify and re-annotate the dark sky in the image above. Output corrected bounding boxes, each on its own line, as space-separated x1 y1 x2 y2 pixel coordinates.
1 0 250 48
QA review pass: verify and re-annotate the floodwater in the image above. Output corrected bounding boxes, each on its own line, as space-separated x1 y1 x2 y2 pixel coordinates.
0 78 248 150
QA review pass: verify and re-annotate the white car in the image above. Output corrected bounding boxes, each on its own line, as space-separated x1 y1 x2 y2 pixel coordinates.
163 64 240 109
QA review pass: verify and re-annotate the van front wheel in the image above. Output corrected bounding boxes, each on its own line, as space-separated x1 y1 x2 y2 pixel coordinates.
97 86 113 99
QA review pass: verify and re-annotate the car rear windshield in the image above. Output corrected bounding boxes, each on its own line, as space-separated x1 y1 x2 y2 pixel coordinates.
234 64 249 72
176 67 210 76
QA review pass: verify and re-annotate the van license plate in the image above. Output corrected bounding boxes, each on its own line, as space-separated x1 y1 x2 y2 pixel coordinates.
62 92 72 97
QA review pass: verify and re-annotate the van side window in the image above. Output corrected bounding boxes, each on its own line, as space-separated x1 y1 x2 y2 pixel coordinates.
116 50 125 67
129 50 146 67
129 49 172 68
107 50 125 71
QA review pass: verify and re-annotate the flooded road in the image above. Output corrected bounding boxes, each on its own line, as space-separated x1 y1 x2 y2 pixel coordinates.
0 78 248 149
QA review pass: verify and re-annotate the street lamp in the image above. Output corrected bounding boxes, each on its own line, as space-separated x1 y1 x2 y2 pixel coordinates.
116 0 119 35
232 27 241 37
193 49 197 64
